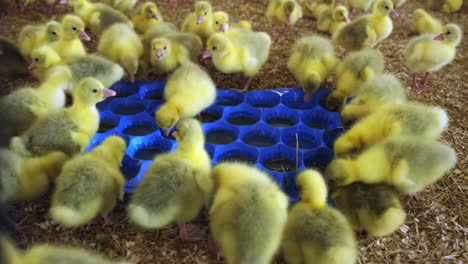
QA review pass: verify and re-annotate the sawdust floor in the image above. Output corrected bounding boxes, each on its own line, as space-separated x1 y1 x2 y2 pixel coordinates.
0 0 467 263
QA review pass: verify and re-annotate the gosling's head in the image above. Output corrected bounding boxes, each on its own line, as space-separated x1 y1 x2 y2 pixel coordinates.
151 38 171 61
284 0 298 23
45 21 61 42
155 103 179 137
204 34 231 59
74 78 116 105
195 1 212 24
434 23 463 46
296 169 328 206
333 5 350 23
29 45 61 71
374 0 398 17
142 2 160 20
324 159 352 187
61 15 90 41
213 11 229 32
173 118 205 148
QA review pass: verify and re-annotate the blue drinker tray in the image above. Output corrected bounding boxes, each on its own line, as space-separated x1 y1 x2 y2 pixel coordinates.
87 81 344 203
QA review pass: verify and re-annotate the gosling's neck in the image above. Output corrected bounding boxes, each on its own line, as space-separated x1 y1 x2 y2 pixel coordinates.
68 97 98 120
176 141 206 156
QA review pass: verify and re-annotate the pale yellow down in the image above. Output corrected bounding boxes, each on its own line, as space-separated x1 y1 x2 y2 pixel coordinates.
212 11 253 33
411 8 443 35
0 236 132 264
17 20 61 57
210 162 288 264
30 45 64 81
155 63 216 133
50 15 88 62
149 32 202 74
50 136 126 227
317 5 350 34
30 66 72 115
139 22 178 72
267 0 303 26
346 0 375 11
333 0 397 51
429 0 463 13
0 149 68 203
326 48 384 110
334 102 449 155
326 136 457 193
10 78 112 157
98 23 143 80
287 36 336 99
340 74 407 124
0 66 71 145
65 0 131 35
300 0 335 19
102 0 137 13
282 170 357 264
404 23 462 74
131 2 164 34
128 119 212 230
206 30 272 77
331 183 406 237
30 45 124 90
182 1 214 42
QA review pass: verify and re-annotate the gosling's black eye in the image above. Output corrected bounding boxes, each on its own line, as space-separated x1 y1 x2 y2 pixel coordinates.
164 46 167 50
72 27 77 31
92 88 98 93
447 31 451 35
385 6 389 9
34 58 39 62
215 21 219 24
52 32 57 35
213 46 217 50
204 12 207 15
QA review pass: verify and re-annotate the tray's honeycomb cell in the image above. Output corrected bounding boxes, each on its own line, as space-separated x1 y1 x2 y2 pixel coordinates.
87 81 343 203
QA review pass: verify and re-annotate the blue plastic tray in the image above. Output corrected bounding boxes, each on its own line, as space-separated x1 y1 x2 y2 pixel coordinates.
87 81 344 203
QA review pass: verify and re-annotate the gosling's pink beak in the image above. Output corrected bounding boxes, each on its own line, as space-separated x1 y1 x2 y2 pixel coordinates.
102 88 116 98
344 16 350 23
287 15 291 24
219 23 228 32
202 50 212 59
59 0 68 4
390 9 399 17
152 13 159 20
434 34 444 41
171 130 178 138
197 16 204 24
162 129 171 137
79 30 91 41
28 62 36 71
156 49 164 61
